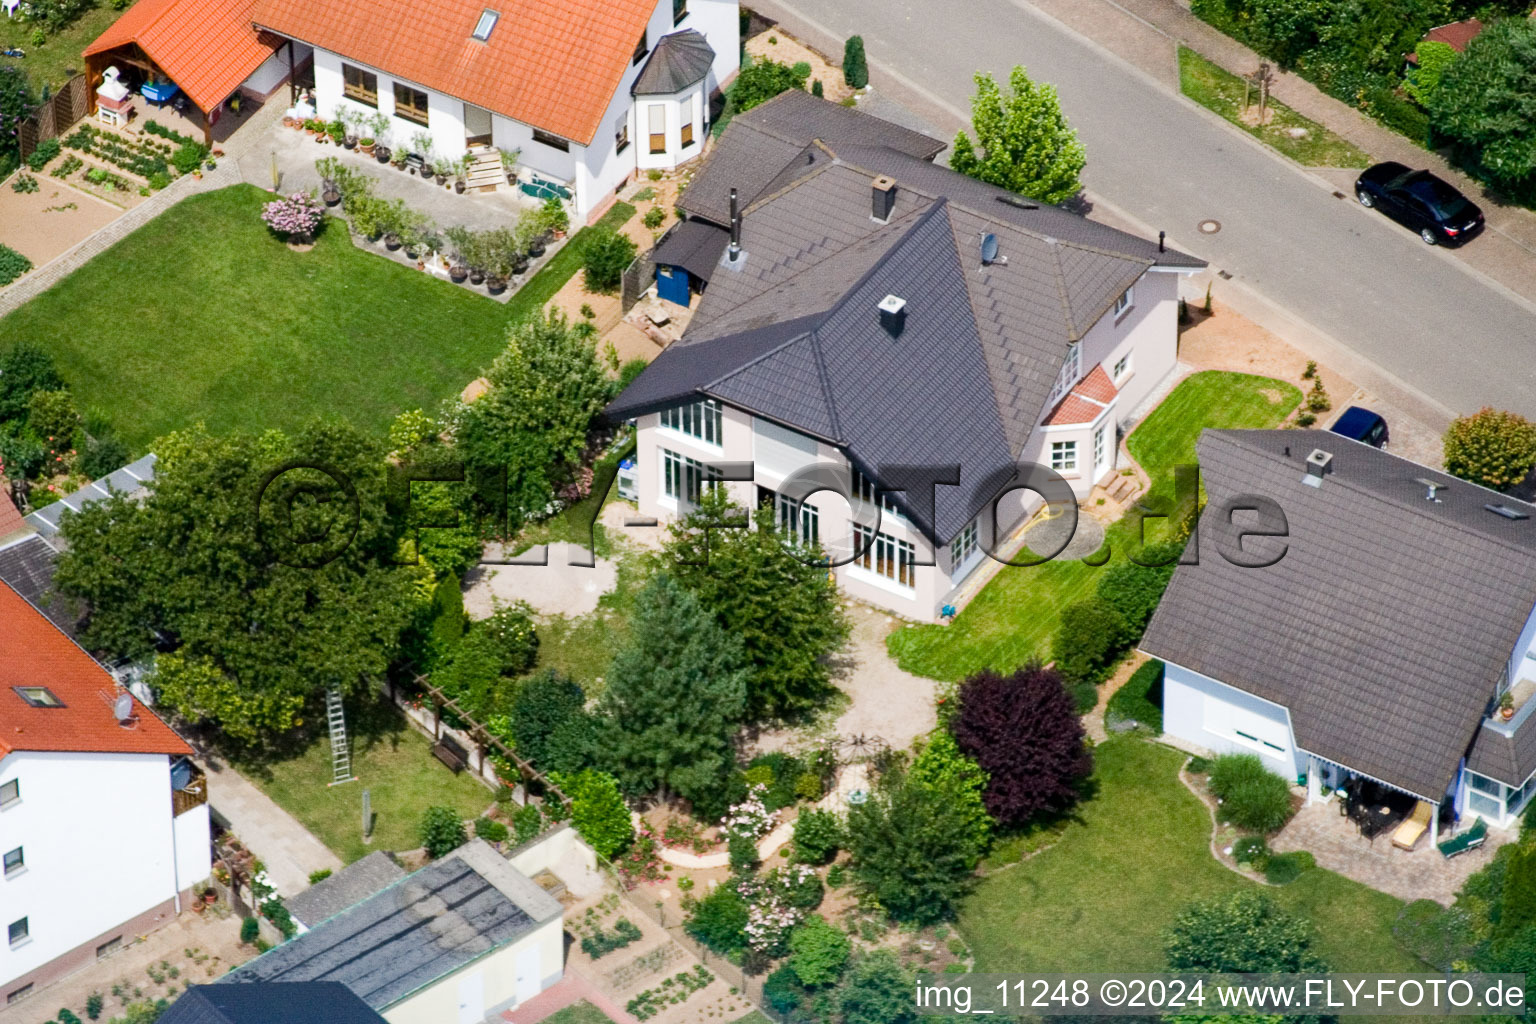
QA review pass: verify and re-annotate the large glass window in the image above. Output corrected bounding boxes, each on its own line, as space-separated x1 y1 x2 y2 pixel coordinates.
342 64 378 107
1045 344 1081 408
851 468 905 522
778 495 819 547
392 83 429 126
949 520 978 568
852 524 915 588
1051 440 1078 472
661 448 719 504
660 399 722 445
531 128 569 152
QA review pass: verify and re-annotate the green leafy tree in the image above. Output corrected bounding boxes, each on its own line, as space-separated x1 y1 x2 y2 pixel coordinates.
595 575 748 814
837 950 916 1024
845 775 984 924
733 58 811 113
685 880 748 954
419 805 468 858
1054 597 1126 688
1406 40 1459 107
842 36 869 89
788 914 851 987
511 670 587 769
434 630 505 721
665 490 849 721
908 727 992 849
27 388 79 451
580 227 638 293
0 67 36 171
1429 19 1536 192
0 340 63 424
55 422 416 742
1497 843 1536 940
1442 407 1536 492
792 807 844 865
1164 890 1328 973
454 309 611 532
481 600 538 674
555 768 633 858
950 66 1086 204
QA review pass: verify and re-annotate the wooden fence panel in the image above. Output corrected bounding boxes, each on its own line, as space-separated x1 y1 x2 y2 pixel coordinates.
18 75 88 160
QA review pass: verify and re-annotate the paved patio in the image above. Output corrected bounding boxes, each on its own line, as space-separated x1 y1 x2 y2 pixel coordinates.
1269 799 1510 906
241 120 539 231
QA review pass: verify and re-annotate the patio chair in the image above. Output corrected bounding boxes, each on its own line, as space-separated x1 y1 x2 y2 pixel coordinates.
1438 819 1489 859
1391 800 1433 851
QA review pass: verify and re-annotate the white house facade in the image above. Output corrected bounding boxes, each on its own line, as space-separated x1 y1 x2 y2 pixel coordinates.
1 584 207 1006
254 0 739 221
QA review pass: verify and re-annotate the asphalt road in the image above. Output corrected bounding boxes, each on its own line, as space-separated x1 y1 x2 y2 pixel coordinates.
756 0 1536 420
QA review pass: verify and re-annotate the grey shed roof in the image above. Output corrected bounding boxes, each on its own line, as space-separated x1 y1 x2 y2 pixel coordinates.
0 534 77 637
161 983 387 1024
285 851 405 928
1140 430 1536 802
25 453 157 539
608 109 1203 543
680 89 946 226
223 841 562 1010
651 219 730 281
632 29 715 95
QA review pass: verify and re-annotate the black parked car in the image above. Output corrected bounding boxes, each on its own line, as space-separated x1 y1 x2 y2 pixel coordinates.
1355 163 1483 246
1329 405 1388 448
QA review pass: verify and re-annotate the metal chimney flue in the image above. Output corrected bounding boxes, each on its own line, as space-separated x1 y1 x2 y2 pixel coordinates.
728 188 741 262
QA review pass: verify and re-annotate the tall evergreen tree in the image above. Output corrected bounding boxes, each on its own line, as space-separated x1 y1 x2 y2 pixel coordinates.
844 774 984 924
842 36 869 90
595 575 748 814
664 490 848 722
950 65 1086 205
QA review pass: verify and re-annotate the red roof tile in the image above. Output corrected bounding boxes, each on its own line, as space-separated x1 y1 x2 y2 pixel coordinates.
250 0 656 145
0 582 190 759
0 488 25 543
85 0 281 115
1043 366 1117 425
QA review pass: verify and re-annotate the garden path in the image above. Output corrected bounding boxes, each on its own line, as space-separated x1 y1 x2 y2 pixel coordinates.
201 758 342 897
465 543 619 620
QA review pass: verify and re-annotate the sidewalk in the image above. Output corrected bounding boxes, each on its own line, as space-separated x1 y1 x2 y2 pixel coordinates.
1025 0 1536 308
202 759 342 897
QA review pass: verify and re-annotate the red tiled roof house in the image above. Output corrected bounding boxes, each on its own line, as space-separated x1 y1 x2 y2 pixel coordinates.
252 0 739 221
0 583 209 1006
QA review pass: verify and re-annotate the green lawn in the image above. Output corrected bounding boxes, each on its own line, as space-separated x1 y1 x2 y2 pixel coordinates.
229 697 494 863
0 185 635 451
541 1002 621 1024
887 371 1301 681
960 738 1423 975
1179 47 1372 169
2 6 121 93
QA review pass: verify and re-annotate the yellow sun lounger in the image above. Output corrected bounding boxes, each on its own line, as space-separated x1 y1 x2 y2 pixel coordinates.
1392 801 1433 851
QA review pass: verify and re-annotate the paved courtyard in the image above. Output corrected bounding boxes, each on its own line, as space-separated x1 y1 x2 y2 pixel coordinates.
1270 800 1509 906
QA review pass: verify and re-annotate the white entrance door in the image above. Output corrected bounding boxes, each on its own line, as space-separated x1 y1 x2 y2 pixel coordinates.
1093 423 1114 481
514 946 542 1005
457 971 485 1024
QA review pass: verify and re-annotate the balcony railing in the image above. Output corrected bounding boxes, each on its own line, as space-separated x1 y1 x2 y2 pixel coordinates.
172 763 208 817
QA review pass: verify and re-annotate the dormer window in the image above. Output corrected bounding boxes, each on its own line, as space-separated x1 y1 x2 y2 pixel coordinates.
472 9 499 41
13 687 63 708
633 30 649 66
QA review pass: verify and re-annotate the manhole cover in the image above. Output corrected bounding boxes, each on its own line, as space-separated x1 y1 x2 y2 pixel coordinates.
1198 219 1222 234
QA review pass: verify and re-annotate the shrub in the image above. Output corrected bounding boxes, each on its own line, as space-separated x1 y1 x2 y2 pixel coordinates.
733 58 811 113
812 79 824 98
474 816 510 842
728 831 759 874
239 917 260 944
307 868 332 885
1207 754 1294 832
1104 658 1164 734
147 171 171 191
0 243 33 286
642 205 665 230
1360 83 1429 145
78 433 130 479
513 802 544 844
171 142 208 175
26 137 60 170
1165 890 1327 973
843 35 869 89
794 771 824 802
581 227 637 293
1296 412 1317 427
261 191 325 240
28 388 79 450
580 918 643 958
1305 378 1331 413
86 994 103 1021
1444 407 1536 491
788 914 851 987
826 863 845 888
59 1010 81 1024
618 358 648 392
1053 597 1126 687
1095 543 1180 647
685 881 748 954
511 670 585 768
1232 834 1269 867
1263 850 1315 884
764 964 804 1015
481 600 538 674
558 768 633 858
418 806 467 858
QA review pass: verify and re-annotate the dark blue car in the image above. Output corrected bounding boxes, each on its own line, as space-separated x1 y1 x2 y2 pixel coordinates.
1330 406 1389 448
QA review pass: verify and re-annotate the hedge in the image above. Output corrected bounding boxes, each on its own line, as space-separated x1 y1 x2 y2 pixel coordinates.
1105 658 1164 734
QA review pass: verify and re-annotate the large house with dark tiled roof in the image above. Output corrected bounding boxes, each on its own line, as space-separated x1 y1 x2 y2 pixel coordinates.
1142 429 1536 842
0 582 210 1005
608 93 1205 620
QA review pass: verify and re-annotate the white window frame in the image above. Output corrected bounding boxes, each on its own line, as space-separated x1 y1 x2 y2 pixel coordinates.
8 918 28 948
850 468 906 524
2 847 20 878
660 399 723 447
1050 440 1078 473
851 523 916 590
648 104 666 154
1113 286 1134 319
949 520 978 569
1112 354 1130 380
0 780 16 809
1093 425 1106 469
660 447 720 505
679 95 695 148
777 494 820 547
1045 344 1082 408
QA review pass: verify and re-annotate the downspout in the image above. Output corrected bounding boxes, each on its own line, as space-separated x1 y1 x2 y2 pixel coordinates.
167 759 182 914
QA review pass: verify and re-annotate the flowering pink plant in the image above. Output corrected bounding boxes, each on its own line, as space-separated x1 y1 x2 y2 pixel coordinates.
722 784 777 842
262 191 325 239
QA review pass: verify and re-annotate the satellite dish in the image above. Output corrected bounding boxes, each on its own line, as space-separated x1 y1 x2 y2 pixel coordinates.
980 233 999 265
114 693 134 723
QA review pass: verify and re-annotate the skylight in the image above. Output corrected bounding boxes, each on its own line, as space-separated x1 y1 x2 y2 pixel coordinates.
472 9 499 41
14 687 64 708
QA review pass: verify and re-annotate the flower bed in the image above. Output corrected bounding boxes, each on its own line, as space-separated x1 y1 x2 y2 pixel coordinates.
627 965 713 1021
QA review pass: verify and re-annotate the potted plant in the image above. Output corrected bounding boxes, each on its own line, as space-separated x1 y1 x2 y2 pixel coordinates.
409 132 433 176
358 135 376 157
540 195 569 238
498 146 520 184
454 154 472 194
433 158 451 187
1501 692 1516 721
368 113 391 163
327 119 345 146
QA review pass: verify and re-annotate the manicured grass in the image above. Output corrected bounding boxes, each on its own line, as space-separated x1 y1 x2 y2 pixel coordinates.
229 698 493 863
960 738 1423 974
0 185 636 451
533 538 654 693
1 6 121 93
542 1002 622 1024
1179 47 1371 169
886 371 1301 681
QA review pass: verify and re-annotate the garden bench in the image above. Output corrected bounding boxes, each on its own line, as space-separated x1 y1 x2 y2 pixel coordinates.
432 737 467 773
1437 819 1488 859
